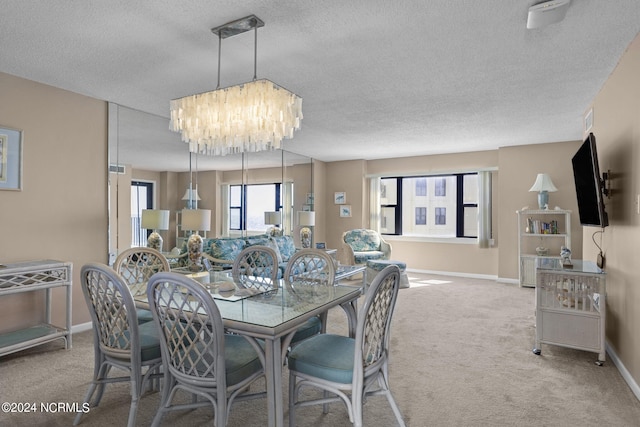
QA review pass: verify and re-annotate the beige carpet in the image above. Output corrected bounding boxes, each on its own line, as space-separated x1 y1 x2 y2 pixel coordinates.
1 273 640 427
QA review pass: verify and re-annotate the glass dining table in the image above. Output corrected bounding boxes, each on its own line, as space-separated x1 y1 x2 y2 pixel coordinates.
134 271 363 427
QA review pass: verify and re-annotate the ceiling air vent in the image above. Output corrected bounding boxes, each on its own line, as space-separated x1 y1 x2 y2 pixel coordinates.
109 164 126 174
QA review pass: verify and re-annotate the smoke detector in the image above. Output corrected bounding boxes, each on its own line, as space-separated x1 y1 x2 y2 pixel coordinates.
527 0 571 29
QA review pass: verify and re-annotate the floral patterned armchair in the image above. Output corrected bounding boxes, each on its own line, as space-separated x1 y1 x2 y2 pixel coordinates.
341 229 392 265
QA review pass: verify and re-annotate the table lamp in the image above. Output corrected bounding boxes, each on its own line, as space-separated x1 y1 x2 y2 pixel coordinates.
181 209 211 271
297 211 315 249
264 211 283 236
529 173 557 210
141 209 170 252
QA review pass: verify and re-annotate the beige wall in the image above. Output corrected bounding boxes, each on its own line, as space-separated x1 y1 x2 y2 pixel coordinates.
497 141 583 280
588 34 640 384
0 72 108 330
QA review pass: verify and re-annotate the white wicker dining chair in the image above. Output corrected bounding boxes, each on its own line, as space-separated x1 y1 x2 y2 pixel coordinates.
74 263 163 427
287 264 406 427
231 245 279 293
113 246 171 323
284 248 336 346
146 272 266 427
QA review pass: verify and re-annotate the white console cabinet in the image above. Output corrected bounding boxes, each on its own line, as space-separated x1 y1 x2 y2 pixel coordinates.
0 260 72 356
533 259 606 365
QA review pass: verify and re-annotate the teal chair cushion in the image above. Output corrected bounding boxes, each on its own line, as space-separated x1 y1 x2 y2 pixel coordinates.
209 238 247 264
290 316 322 345
366 259 407 272
344 229 381 252
110 322 161 362
224 334 265 385
288 334 355 384
353 250 385 264
136 308 154 324
175 334 263 386
270 235 297 262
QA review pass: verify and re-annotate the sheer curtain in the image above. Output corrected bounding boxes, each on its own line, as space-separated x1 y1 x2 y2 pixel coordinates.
477 170 492 248
221 184 230 237
369 177 381 232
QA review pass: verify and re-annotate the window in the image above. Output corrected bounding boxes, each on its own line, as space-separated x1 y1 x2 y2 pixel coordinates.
229 183 282 233
415 207 426 225
435 178 446 196
131 181 153 246
415 178 426 196
379 173 483 239
435 207 446 225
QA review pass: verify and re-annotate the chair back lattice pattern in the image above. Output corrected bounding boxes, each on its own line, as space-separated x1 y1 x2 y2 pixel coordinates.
147 272 226 384
81 263 140 359
232 246 279 293
357 265 400 370
113 247 170 296
284 248 336 288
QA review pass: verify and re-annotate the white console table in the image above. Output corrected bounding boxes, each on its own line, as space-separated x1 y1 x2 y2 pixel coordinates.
533 259 606 365
0 260 72 356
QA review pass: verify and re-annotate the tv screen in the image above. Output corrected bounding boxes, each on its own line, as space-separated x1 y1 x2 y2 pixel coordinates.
571 133 608 227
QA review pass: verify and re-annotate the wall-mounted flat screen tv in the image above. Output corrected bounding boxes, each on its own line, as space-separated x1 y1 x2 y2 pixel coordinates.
571 133 608 227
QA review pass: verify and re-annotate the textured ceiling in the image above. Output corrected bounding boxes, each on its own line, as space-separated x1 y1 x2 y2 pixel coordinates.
1 1 640 172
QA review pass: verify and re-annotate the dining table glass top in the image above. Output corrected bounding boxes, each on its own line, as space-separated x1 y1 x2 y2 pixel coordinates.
134 270 362 330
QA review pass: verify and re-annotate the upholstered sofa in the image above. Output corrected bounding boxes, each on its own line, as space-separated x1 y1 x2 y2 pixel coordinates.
178 234 297 276
341 229 392 265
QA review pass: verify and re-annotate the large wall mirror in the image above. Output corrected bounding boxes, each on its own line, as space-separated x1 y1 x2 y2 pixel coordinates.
108 103 313 261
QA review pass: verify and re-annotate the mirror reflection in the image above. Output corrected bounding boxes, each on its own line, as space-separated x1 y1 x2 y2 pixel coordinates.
108 104 313 263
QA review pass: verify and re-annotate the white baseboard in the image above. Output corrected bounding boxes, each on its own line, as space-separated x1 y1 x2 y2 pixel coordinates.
497 277 520 285
606 341 640 402
71 321 93 334
406 268 497 281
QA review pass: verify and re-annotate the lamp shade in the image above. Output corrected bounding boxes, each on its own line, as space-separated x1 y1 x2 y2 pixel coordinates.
264 211 282 225
181 188 201 201
141 209 170 230
529 173 558 192
297 211 315 227
181 209 211 232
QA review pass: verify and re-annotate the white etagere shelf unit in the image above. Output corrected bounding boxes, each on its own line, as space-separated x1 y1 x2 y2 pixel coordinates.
0 260 72 357
517 209 571 287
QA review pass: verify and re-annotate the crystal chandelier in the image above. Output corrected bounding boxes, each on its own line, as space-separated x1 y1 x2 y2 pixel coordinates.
170 15 303 156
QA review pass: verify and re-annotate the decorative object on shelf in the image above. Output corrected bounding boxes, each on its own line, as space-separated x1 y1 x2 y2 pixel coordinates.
334 192 346 204
297 211 315 249
560 246 572 267
141 209 170 252
0 126 23 191
264 211 283 236
536 246 549 256
169 15 302 156
181 209 212 271
339 205 352 218
529 173 558 210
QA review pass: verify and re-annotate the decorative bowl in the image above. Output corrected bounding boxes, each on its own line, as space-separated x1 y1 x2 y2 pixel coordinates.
536 246 549 256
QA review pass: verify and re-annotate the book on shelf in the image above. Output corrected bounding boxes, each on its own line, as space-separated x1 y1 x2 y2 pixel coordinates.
527 218 559 234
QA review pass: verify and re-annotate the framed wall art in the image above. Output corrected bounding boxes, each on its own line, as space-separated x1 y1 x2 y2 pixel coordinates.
339 205 352 217
334 191 346 204
0 126 23 191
